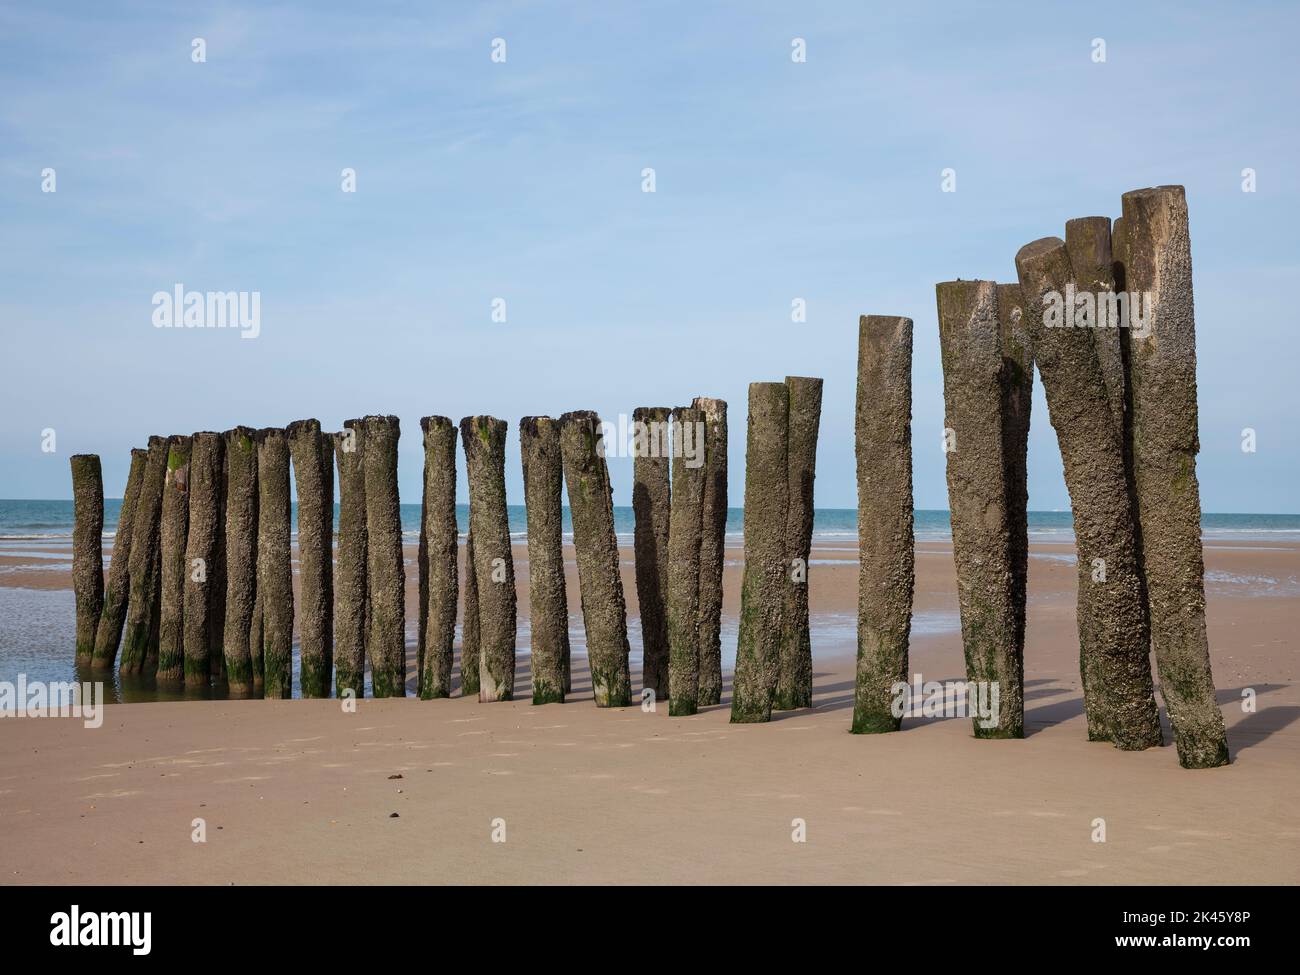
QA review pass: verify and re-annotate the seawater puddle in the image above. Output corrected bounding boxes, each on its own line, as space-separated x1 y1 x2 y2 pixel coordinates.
0 588 961 704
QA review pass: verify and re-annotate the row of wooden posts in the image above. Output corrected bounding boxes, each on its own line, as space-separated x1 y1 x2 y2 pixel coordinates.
68 390 826 722
68 183 1228 766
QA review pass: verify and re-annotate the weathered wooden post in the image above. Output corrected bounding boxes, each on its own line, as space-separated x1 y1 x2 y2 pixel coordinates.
288 419 333 698
360 416 406 697
1118 185 1230 768
520 416 569 704
420 416 459 700
156 436 192 682
852 316 915 733
730 383 789 724
460 416 516 702
461 530 480 696
995 285 1034 723
92 448 146 669
70 454 104 667
208 441 228 682
256 428 293 698
692 396 728 706
221 428 258 695
182 432 223 686
936 281 1023 738
334 423 367 698
120 436 169 675
775 376 823 710
631 406 671 700
667 406 706 715
559 410 633 707
1016 239 1162 750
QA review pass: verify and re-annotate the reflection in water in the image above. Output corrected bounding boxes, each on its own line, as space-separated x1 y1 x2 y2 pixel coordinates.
6 584 962 704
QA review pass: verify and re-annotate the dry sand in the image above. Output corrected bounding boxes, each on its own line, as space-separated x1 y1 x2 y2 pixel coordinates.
0 538 1296 884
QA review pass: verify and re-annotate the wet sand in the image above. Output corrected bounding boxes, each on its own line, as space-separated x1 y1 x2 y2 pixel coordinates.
0 538 1296 884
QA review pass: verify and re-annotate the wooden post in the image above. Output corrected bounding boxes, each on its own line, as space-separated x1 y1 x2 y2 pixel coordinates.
420 416 459 700
730 383 789 724
559 411 633 707
520 416 569 704
1118 185 1230 768
70 454 104 667
459 416 516 702
692 396 728 706
221 427 258 695
334 423 367 698
360 416 406 698
156 436 192 682
775 376 823 710
256 428 293 698
92 448 146 670
288 419 333 698
852 316 915 733
120 436 169 675
667 406 706 715
183 432 224 686
631 406 671 701
936 281 1023 738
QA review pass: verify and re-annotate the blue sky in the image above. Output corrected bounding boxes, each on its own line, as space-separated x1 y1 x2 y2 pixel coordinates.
2 1 1297 511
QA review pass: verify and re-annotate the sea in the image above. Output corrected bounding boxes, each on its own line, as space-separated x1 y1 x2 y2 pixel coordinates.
1 500 1297 701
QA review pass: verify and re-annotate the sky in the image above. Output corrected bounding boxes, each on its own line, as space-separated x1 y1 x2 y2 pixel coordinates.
1 0 1297 512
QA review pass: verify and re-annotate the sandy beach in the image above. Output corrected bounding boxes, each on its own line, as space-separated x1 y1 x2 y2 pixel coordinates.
1 535 1296 885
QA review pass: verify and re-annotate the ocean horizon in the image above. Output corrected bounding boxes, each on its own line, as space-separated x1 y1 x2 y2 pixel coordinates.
1 498 1299 546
